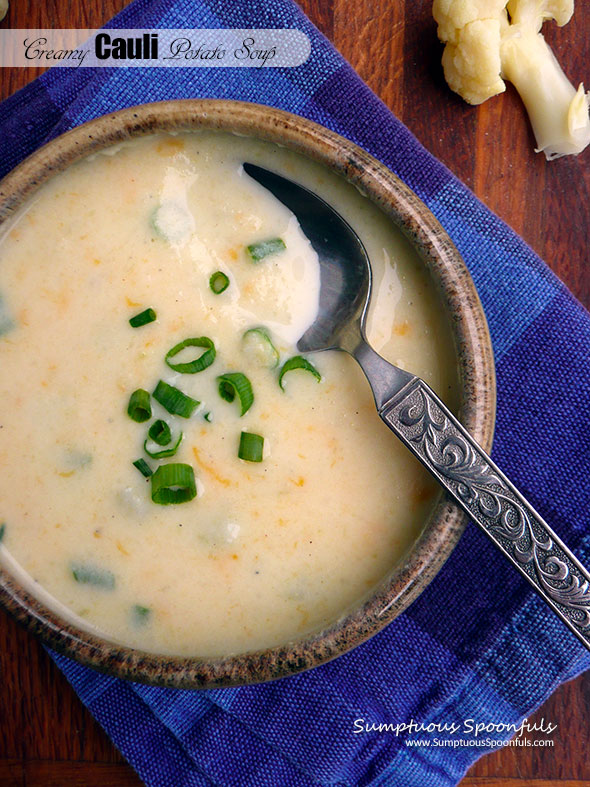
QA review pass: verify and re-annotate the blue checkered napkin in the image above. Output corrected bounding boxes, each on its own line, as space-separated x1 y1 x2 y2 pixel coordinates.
2 0 589 785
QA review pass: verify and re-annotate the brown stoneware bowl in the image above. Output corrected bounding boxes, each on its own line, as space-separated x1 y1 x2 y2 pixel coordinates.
0 100 495 688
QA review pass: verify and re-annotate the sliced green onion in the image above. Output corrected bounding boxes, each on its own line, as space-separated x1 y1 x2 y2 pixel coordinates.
144 431 183 459
203 412 213 423
71 562 115 590
217 372 254 416
132 604 151 625
151 463 197 505
165 337 216 374
247 238 286 262
148 419 171 446
128 389 152 422
238 431 264 462
133 458 153 478
129 308 156 328
153 380 199 418
0 523 5 543
209 271 230 294
278 356 322 391
242 327 279 369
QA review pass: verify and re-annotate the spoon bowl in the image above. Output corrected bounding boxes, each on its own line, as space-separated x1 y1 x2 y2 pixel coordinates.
243 162 370 353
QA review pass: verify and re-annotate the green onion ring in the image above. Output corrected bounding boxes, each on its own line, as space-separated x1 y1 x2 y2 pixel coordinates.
238 431 264 462
246 238 286 262
151 463 197 505
165 337 216 374
153 380 199 418
129 308 156 328
242 327 279 368
217 372 254 416
127 388 152 422
71 562 115 589
209 271 230 294
133 458 153 478
278 356 321 391
144 431 183 459
148 419 172 446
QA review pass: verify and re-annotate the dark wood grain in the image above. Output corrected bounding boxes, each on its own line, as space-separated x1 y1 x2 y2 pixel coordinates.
1 1 589 785
0 761 144 787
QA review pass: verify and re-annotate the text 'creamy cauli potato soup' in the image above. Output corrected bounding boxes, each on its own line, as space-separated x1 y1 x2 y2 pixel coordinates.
0 131 458 657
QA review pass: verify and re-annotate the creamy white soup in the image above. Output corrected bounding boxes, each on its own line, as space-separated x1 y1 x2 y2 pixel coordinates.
0 132 458 657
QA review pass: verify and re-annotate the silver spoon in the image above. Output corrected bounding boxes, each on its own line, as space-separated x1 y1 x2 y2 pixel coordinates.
243 162 590 650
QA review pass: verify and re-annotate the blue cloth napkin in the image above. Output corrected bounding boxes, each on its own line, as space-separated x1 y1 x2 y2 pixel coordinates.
2 1 590 785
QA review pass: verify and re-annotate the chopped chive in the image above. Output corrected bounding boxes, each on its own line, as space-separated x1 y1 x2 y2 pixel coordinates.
151 463 197 505
0 523 5 543
246 238 286 262
129 308 156 328
165 337 216 374
242 327 279 368
71 562 115 589
148 419 171 446
238 431 264 462
153 380 199 418
144 431 183 459
217 372 254 416
209 271 230 294
278 356 321 391
133 458 153 478
132 604 152 625
128 389 152 422
203 412 212 423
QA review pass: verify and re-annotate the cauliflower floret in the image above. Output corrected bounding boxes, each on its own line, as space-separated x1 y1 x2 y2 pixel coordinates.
442 19 506 104
433 0 590 158
434 0 508 44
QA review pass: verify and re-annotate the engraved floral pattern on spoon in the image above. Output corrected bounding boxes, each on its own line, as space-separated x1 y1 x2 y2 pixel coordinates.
389 384 590 632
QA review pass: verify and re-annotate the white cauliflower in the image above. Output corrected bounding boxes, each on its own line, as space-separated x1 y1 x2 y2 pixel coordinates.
433 0 590 159
441 17 507 104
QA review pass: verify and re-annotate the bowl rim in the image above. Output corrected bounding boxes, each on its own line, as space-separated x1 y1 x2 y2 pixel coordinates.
0 99 496 688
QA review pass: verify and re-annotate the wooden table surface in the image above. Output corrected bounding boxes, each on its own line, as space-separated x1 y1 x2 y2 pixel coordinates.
1 1 589 785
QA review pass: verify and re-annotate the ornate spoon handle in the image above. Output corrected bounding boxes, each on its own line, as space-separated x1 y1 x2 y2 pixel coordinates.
380 377 590 649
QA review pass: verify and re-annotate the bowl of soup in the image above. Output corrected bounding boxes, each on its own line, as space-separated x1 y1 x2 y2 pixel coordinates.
0 100 495 687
